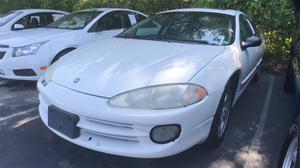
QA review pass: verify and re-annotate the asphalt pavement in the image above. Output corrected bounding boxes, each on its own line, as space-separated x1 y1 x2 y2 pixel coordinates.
0 72 296 168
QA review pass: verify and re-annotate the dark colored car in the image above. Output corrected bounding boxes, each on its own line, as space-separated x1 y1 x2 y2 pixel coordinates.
278 5 300 165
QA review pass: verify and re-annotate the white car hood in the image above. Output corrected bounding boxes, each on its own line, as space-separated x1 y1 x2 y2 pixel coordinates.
0 28 74 47
51 38 225 98
0 29 10 37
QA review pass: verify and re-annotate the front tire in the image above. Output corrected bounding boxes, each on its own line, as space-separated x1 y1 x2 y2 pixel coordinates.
51 48 75 64
204 79 235 147
278 127 299 168
251 64 262 84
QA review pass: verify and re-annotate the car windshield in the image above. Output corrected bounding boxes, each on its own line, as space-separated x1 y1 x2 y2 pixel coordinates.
46 11 102 30
118 12 235 46
0 11 22 27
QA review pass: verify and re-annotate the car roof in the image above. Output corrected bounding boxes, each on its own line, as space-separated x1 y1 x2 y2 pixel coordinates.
13 9 68 14
75 8 147 17
78 8 145 14
159 8 240 16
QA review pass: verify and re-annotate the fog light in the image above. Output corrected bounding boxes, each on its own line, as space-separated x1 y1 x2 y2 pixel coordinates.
150 124 181 144
40 66 48 70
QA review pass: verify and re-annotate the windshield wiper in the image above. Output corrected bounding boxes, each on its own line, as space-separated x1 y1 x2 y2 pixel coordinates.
116 34 220 46
46 26 77 30
157 36 220 46
116 34 162 40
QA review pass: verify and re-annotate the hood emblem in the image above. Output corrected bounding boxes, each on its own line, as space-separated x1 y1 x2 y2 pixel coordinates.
73 78 80 83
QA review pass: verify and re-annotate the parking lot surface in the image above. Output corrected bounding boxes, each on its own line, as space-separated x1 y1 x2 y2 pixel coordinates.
0 72 296 168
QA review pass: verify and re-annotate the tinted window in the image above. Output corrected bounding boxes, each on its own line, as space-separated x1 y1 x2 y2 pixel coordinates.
52 13 65 21
47 11 101 30
90 11 129 32
121 12 132 28
13 13 52 30
240 15 255 41
119 12 235 46
126 12 146 25
135 13 147 22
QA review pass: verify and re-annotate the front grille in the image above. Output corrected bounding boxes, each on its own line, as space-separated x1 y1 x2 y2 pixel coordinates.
0 52 5 59
13 69 37 76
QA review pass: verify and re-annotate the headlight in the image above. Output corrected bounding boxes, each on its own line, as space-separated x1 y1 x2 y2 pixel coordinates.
13 41 47 57
108 84 207 109
41 62 56 86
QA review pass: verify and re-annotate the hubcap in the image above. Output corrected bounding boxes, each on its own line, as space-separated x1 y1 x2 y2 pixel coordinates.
217 89 233 138
283 136 298 168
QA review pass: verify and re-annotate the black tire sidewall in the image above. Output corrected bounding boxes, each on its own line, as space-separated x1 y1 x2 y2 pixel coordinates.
251 64 261 84
51 49 74 65
278 128 298 168
204 79 235 147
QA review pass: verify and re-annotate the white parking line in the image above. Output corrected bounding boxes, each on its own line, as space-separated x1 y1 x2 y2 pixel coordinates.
240 75 275 168
0 107 37 122
250 75 275 150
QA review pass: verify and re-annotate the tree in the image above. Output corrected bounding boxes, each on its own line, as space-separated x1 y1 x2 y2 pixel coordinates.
0 0 297 62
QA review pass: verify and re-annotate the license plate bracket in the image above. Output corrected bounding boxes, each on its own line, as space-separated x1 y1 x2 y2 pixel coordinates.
48 105 80 139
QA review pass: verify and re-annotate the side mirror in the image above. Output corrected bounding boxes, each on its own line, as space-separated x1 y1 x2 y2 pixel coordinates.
242 35 262 50
13 24 25 30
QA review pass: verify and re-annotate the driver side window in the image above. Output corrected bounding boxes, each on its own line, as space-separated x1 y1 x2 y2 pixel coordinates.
240 15 255 42
90 11 128 32
12 13 53 30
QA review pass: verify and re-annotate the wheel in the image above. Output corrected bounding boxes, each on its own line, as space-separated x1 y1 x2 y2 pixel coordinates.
204 79 235 147
283 136 298 168
251 64 261 84
278 127 299 168
51 48 75 64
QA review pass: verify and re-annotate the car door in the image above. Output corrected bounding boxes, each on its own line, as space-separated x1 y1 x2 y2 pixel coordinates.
239 15 262 86
88 11 132 40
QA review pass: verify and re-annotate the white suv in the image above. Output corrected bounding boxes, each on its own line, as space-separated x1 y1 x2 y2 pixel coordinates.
0 8 147 80
0 9 68 36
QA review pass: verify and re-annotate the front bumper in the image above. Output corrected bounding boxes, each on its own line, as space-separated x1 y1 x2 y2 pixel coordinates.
0 48 46 81
38 81 223 158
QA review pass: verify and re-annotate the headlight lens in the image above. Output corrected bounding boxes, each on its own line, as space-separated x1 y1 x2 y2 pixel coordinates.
13 41 47 57
41 63 56 86
108 84 207 109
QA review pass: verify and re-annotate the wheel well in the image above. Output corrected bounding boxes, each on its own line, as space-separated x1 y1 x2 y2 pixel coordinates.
51 48 76 64
229 70 241 92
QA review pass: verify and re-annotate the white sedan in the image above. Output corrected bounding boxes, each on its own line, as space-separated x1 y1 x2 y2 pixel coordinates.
0 9 68 36
38 8 264 158
0 8 147 80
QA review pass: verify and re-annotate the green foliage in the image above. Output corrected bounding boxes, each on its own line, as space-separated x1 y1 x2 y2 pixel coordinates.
0 0 297 62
